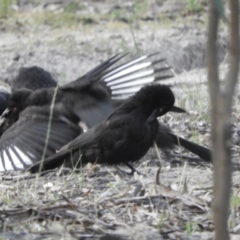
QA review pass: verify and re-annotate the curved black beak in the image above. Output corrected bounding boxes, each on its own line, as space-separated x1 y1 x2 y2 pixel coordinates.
155 105 186 119
170 106 186 113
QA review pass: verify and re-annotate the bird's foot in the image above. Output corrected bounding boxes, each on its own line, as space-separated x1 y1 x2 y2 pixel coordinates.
115 162 144 176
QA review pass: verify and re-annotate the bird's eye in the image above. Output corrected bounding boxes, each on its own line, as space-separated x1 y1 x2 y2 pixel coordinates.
159 108 163 112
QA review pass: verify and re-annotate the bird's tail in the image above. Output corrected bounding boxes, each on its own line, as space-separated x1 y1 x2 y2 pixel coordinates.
169 133 212 162
155 124 212 162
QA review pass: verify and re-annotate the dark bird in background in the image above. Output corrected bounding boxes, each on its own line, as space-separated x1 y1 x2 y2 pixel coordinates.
0 53 176 172
28 84 212 174
11 66 57 92
0 66 57 115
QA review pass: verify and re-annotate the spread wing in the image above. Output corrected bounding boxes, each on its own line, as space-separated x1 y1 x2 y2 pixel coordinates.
63 53 173 99
27 122 106 173
0 106 81 172
63 53 173 127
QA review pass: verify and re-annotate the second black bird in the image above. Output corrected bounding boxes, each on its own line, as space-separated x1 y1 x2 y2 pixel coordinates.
11 66 57 92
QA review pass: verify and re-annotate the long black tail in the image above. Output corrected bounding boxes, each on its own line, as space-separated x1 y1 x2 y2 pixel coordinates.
155 124 212 162
169 133 212 162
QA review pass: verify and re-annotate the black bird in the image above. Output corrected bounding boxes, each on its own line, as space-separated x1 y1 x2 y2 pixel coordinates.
11 66 57 92
28 84 212 174
28 84 176 173
0 53 175 172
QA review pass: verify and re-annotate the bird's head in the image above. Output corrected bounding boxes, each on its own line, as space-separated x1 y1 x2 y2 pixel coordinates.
6 88 32 116
114 84 185 120
135 84 176 116
11 66 57 92
0 89 32 136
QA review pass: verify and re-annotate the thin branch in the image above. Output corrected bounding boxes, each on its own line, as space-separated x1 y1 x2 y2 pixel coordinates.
225 0 239 110
207 0 220 107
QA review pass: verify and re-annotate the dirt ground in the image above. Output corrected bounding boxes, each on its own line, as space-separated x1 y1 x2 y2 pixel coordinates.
0 1 240 240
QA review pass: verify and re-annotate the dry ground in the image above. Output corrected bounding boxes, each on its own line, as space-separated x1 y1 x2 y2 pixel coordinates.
0 0 240 239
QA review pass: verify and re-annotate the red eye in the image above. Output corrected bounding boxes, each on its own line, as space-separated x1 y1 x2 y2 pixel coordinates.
13 107 17 112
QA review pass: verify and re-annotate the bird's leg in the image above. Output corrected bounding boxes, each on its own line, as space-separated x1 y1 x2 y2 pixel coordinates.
115 162 143 175
125 162 142 175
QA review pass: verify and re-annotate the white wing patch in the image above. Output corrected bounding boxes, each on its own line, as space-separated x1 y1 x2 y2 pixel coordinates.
14 146 32 165
8 147 25 169
106 69 154 86
26 151 36 159
103 55 148 78
0 156 4 171
104 62 152 82
3 150 14 171
109 77 155 90
102 54 170 99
